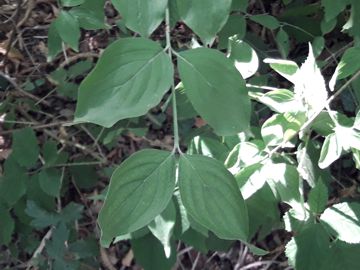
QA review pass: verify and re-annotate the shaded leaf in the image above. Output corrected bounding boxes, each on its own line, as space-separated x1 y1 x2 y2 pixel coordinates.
228 37 259 79
12 127 39 168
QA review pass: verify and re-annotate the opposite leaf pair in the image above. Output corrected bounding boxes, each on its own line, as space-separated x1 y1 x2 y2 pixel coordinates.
98 149 249 249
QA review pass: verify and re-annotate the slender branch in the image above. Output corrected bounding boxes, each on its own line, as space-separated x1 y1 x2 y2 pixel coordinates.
165 8 180 152
25 228 53 270
0 70 51 106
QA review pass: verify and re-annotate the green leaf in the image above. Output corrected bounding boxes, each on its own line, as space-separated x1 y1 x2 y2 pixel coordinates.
318 133 342 169
70 0 106 30
218 15 246 49
321 18 337 34
42 140 68 167
0 157 28 206
264 58 299 84
321 0 350 22
276 28 290 58
231 0 248 12
131 233 176 270
308 179 328 214
312 36 325 57
246 184 280 239
25 201 60 228
261 113 305 147
256 89 301 114
54 11 80 51
112 0 167 37
47 21 62 61
0 205 14 245
236 163 266 199
148 200 176 258
178 154 249 240
285 223 329 270
330 47 360 90
46 223 69 260
98 150 176 245
12 127 39 168
175 83 197 120
188 135 229 162
39 169 62 197
60 0 84 7
176 0 232 45
228 37 259 79
27 174 55 211
225 142 262 175
75 38 173 127
321 241 360 270
178 48 250 136
60 202 84 223
320 202 360 244
250 14 280 30
262 162 303 212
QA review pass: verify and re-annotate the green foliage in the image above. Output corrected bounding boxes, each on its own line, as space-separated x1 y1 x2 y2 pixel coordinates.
3 0 360 269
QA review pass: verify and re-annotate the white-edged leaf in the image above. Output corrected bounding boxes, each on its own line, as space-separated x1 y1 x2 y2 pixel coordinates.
263 58 299 84
318 133 342 169
148 200 176 258
257 89 302 113
228 37 259 79
330 47 360 90
320 202 360 244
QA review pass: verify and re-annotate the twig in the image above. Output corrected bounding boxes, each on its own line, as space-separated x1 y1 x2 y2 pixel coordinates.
25 228 53 270
0 70 51 106
191 252 201 270
58 52 99 68
100 247 117 270
17 0 35 28
0 121 71 135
